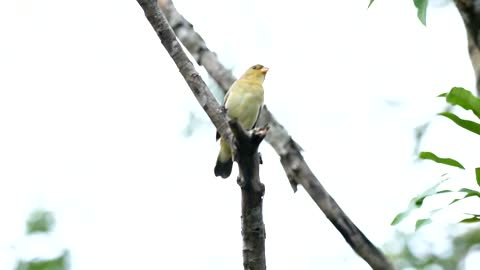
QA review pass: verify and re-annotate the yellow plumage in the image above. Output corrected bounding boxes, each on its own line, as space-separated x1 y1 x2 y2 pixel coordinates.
214 64 268 178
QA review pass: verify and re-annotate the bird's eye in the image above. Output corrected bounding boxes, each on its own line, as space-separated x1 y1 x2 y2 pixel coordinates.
252 65 258 70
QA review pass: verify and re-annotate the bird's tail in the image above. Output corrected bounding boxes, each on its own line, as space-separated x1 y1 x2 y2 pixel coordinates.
214 138 233 178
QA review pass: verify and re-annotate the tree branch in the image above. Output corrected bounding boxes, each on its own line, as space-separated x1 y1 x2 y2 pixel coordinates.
454 0 480 95
157 1 395 269
158 0 236 90
230 120 268 270
136 1 267 269
136 0 233 146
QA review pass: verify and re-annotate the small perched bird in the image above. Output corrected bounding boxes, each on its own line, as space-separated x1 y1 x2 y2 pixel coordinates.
214 64 268 178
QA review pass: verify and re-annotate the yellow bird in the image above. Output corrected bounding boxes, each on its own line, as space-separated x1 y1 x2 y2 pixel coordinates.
214 64 269 178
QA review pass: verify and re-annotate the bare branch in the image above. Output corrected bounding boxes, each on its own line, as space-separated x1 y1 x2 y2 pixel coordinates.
158 1 395 269
230 120 268 270
136 0 233 146
454 0 480 95
158 0 236 90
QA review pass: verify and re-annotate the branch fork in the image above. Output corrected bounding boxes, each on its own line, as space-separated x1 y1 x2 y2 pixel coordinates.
227 119 268 270
229 119 268 193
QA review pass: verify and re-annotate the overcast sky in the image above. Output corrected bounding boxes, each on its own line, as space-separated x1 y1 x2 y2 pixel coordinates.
1 0 480 269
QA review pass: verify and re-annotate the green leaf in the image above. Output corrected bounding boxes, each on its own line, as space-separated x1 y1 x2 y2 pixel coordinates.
415 218 432 231
419 151 465 169
459 188 480 194
444 87 480 118
447 188 480 205
413 0 428 26
15 250 70 270
391 199 422 226
449 198 462 205
391 211 410 225
476 168 480 187
459 216 480 223
415 179 449 204
436 189 452 194
459 188 480 198
415 181 445 207
391 179 448 226
26 209 55 234
414 196 425 207
449 188 480 205
439 112 480 136
368 0 374 8
438 93 448 97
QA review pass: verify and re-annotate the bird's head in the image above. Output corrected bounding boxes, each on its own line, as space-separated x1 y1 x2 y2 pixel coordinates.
240 64 269 83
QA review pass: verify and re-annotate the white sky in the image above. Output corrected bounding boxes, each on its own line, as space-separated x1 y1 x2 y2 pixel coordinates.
1 0 480 269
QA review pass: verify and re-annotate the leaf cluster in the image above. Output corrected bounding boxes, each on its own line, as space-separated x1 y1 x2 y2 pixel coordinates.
392 87 480 228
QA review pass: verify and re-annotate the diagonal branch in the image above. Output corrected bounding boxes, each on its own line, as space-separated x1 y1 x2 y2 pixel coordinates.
135 1 267 269
158 0 236 90
157 1 395 269
136 0 233 146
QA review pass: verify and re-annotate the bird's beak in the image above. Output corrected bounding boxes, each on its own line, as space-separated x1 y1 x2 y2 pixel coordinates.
260 66 269 74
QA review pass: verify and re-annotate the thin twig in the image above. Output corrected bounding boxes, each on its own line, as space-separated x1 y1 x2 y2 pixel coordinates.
157 1 395 269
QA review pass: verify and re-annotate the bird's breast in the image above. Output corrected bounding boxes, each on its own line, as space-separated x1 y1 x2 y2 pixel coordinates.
225 88 264 130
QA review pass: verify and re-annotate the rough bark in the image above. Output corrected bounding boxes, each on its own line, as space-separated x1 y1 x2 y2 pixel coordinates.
136 1 267 269
454 0 480 95
157 1 395 269
230 120 267 270
158 0 236 91
136 0 233 146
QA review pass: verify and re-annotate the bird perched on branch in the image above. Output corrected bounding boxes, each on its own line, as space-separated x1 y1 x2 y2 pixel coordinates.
214 64 269 178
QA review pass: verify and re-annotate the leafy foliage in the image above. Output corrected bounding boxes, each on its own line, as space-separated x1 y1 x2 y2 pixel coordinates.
15 251 70 270
413 0 428 26
443 87 480 117
414 218 432 231
26 209 55 234
387 227 480 270
459 215 480 223
438 112 480 135
391 178 451 227
476 167 480 186
392 87 480 228
419 151 464 169
16 209 70 270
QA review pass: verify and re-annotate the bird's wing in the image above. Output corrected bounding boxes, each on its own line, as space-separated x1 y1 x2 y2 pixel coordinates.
223 89 231 106
216 88 232 141
252 104 263 129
